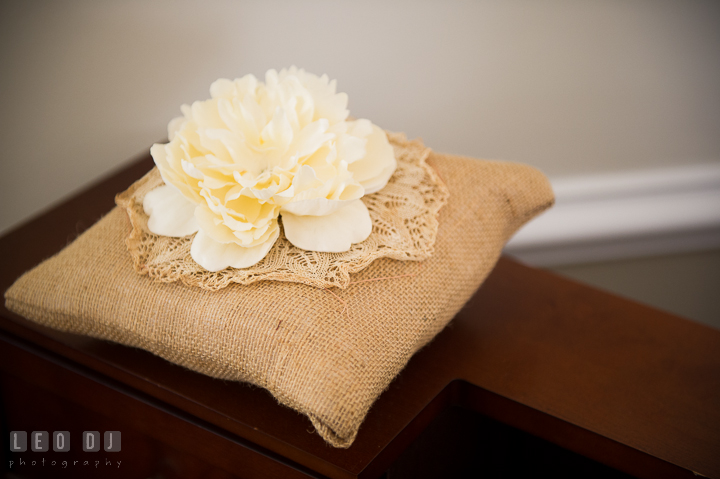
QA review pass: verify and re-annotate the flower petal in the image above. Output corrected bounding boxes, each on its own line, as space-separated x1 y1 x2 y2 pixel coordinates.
261 106 294 151
167 116 185 141
190 226 279 272
143 184 199 237
150 142 203 203
290 119 333 159
348 123 397 194
280 197 354 217
281 199 372 252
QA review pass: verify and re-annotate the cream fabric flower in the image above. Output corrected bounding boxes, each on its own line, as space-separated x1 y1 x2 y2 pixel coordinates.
145 67 396 272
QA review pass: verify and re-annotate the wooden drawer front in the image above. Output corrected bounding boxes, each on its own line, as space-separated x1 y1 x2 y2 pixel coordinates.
0 335 321 479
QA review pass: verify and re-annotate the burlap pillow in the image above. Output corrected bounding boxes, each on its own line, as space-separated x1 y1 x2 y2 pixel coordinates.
4 149 553 448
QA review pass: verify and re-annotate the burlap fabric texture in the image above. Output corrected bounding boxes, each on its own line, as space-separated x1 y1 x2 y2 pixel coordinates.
5 148 554 448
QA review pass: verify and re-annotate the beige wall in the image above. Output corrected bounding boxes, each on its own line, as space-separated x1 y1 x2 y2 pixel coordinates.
1 0 719 234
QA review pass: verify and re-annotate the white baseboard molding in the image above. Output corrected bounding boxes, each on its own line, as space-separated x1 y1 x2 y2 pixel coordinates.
504 163 720 267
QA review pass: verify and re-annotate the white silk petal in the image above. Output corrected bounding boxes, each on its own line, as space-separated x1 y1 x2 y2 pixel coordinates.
347 118 373 137
281 199 372 253
167 116 185 141
143 185 199 237
151 142 203 203
348 124 397 194
292 165 323 191
280 197 354 216
291 119 334 159
209 78 235 99
194 204 248 243
336 134 367 164
261 107 293 150
190 226 279 272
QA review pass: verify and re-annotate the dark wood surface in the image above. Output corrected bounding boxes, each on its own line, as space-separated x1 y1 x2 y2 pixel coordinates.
1 152 719 479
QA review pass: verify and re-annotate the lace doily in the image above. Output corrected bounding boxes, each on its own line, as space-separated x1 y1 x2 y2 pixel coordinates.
115 132 449 290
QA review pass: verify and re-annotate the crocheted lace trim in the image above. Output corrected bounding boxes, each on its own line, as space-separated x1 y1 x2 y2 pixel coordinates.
115 132 449 290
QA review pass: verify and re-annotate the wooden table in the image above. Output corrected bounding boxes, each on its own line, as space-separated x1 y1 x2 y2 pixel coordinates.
1 152 719 479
